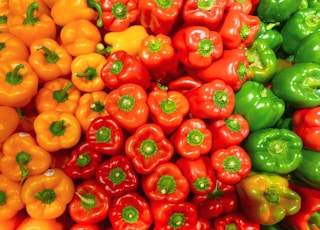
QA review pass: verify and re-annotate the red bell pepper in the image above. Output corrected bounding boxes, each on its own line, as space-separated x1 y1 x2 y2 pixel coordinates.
142 162 190 203
109 192 153 230
167 75 202 95
226 0 253 14
68 180 112 225
101 50 151 90
185 79 235 119
86 115 125 156
176 156 216 195
210 145 252 185
95 155 139 197
207 114 250 152
106 83 149 132
63 141 102 180
101 0 140 32
70 223 100 230
195 218 213 230
172 26 224 69
191 180 238 220
125 123 174 174
151 200 198 230
217 9 260 49
147 88 190 135
182 0 227 30
213 211 260 230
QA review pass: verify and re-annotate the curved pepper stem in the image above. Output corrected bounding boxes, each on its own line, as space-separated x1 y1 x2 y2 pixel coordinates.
6 64 24 85
75 67 98 81
148 39 163 53
91 101 105 113
87 0 103 27
122 205 139 223
169 213 185 230
49 120 66 137
23 2 40 26
0 190 7 206
53 82 73 103
157 175 177 194
16 151 31 184
37 46 59 64
75 192 97 210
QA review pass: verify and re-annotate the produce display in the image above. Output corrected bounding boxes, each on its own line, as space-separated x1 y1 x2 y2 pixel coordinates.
1 0 320 229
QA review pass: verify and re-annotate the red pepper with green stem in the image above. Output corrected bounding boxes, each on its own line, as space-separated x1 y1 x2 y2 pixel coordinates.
213 211 260 230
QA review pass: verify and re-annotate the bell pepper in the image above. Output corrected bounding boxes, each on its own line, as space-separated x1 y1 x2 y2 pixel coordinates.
33 111 82 152
170 118 212 160
21 168 75 219
106 83 149 132
35 78 81 115
226 0 253 14
271 62 320 108
212 211 260 230
138 0 183 35
0 60 38 108
256 21 283 51
109 192 153 230
182 0 227 31
71 53 107 93
151 200 198 230
68 180 111 224
75 91 109 131
280 7 320 55
167 75 202 95
0 106 19 144
0 174 25 221
0 209 27 230
207 114 250 152
0 1 9 33
294 32 320 65
142 162 190 203
8 2 57 47
191 179 238 220
60 19 102 57
95 155 139 197
210 145 252 185
176 156 216 195
185 79 235 119
16 217 64 230
8 0 51 16
195 218 213 230
147 88 190 135
86 115 124 155
0 132 52 183
101 50 151 90
28 38 73 82
236 172 301 225
233 80 285 132
63 141 102 180
243 128 303 174
70 223 101 230
125 123 174 174
246 38 278 84
186 48 248 91
217 9 260 49
0 33 29 62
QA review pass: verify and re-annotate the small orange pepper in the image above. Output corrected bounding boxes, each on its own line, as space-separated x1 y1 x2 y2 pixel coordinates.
0 33 29 62
0 60 39 107
28 38 73 82
8 0 51 16
35 78 81 114
60 19 102 57
21 168 75 219
71 53 107 92
0 106 19 144
34 111 82 152
16 217 64 230
75 91 109 131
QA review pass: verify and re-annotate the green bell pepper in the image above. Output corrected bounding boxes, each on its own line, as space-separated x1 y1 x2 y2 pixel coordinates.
280 7 320 55
233 81 285 132
246 38 278 84
235 172 301 226
294 32 320 65
256 21 283 51
243 128 303 174
271 62 320 108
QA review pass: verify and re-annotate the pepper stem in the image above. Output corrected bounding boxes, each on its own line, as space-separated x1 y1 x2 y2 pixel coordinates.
156 0 173 9
16 151 31 184
49 120 66 137
75 192 97 210
169 213 185 230
198 39 214 57
214 90 229 108
238 62 247 81
187 129 204 146
77 153 91 167
308 211 320 228
139 139 158 158
0 15 7 24
75 67 97 80
6 64 24 85
110 60 124 75
0 42 5 51
0 190 7 206
225 117 241 132
87 0 103 27
122 205 139 223
240 24 250 41
37 46 59 64
109 167 126 185
112 2 128 20
226 223 237 230
53 82 73 103
305 14 320 28
304 77 320 89
34 189 56 204
118 95 135 112
197 0 215 10
157 175 177 194
160 98 177 114
91 101 105 113
193 177 210 192
148 39 163 53
207 181 223 199
264 188 280 204
96 126 111 143
23 2 40 26
223 156 241 172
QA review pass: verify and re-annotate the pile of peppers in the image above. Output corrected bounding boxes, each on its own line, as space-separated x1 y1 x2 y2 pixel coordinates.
1 0 320 229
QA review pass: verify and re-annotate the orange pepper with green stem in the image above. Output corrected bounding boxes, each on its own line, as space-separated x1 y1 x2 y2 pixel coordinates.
8 0 51 16
0 1 10 33
0 33 29 62
0 132 52 183
16 217 64 230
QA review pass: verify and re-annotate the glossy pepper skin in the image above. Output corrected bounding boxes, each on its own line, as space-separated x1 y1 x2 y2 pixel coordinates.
0 106 19 144
256 21 283 51
271 62 320 108
16 217 64 230
233 80 285 132
294 32 320 65
0 33 29 62
213 211 260 230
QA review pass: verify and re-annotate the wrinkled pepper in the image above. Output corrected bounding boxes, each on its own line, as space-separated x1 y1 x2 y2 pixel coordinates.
0 33 29 62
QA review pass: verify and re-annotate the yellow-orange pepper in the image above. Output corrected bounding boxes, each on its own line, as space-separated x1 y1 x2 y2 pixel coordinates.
34 111 82 152
16 217 64 230
0 106 19 144
0 60 38 107
21 168 75 219
60 19 102 57
8 0 51 16
28 38 72 82
0 209 27 230
35 78 81 114
0 33 29 62
0 0 10 33
0 132 52 183
75 91 109 131
71 53 107 92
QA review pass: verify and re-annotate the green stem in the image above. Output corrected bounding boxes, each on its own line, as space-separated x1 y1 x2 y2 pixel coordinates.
0 190 7 206
225 117 241 132
53 82 73 103
139 139 158 158
87 0 103 27
238 62 247 81
193 177 209 192
118 95 135 112
214 90 229 108
264 188 280 204
23 2 40 26
223 156 241 172
156 0 173 9
197 0 215 10
240 24 250 41
148 39 163 52
112 2 128 20
160 98 177 114
16 108 27 119
110 60 124 75
34 189 56 204
0 42 5 51
226 223 237 230
109 167 127 185
0 15 7 24
304 77 320 89
37 46 59 64
91 101 105 113
75 67 97 81
268 140 288 158
198 39 214 57
6 64 24 85
77 153 91 167
16 151 31 184
169 213 185 230
305 14 320 28
75 192 97 210
49 120 66 136
187 129 204 146
157 175 177 194
96 126 111 142
122 205 139 223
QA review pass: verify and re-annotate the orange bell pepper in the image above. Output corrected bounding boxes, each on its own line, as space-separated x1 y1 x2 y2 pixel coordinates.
0 209 27 230
34 111 82 152
0 132 52 183
71 53 107 93
16 217 64 230
21 168 75 219
60 19 102 57
28 38 73 82
0 106 19 144
0 60 38 107
35 78 81 114
0 33 29 62
8 2 57 47
0 1 10 33
0 174 25 221
75 91 109 131
8 0 51 16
